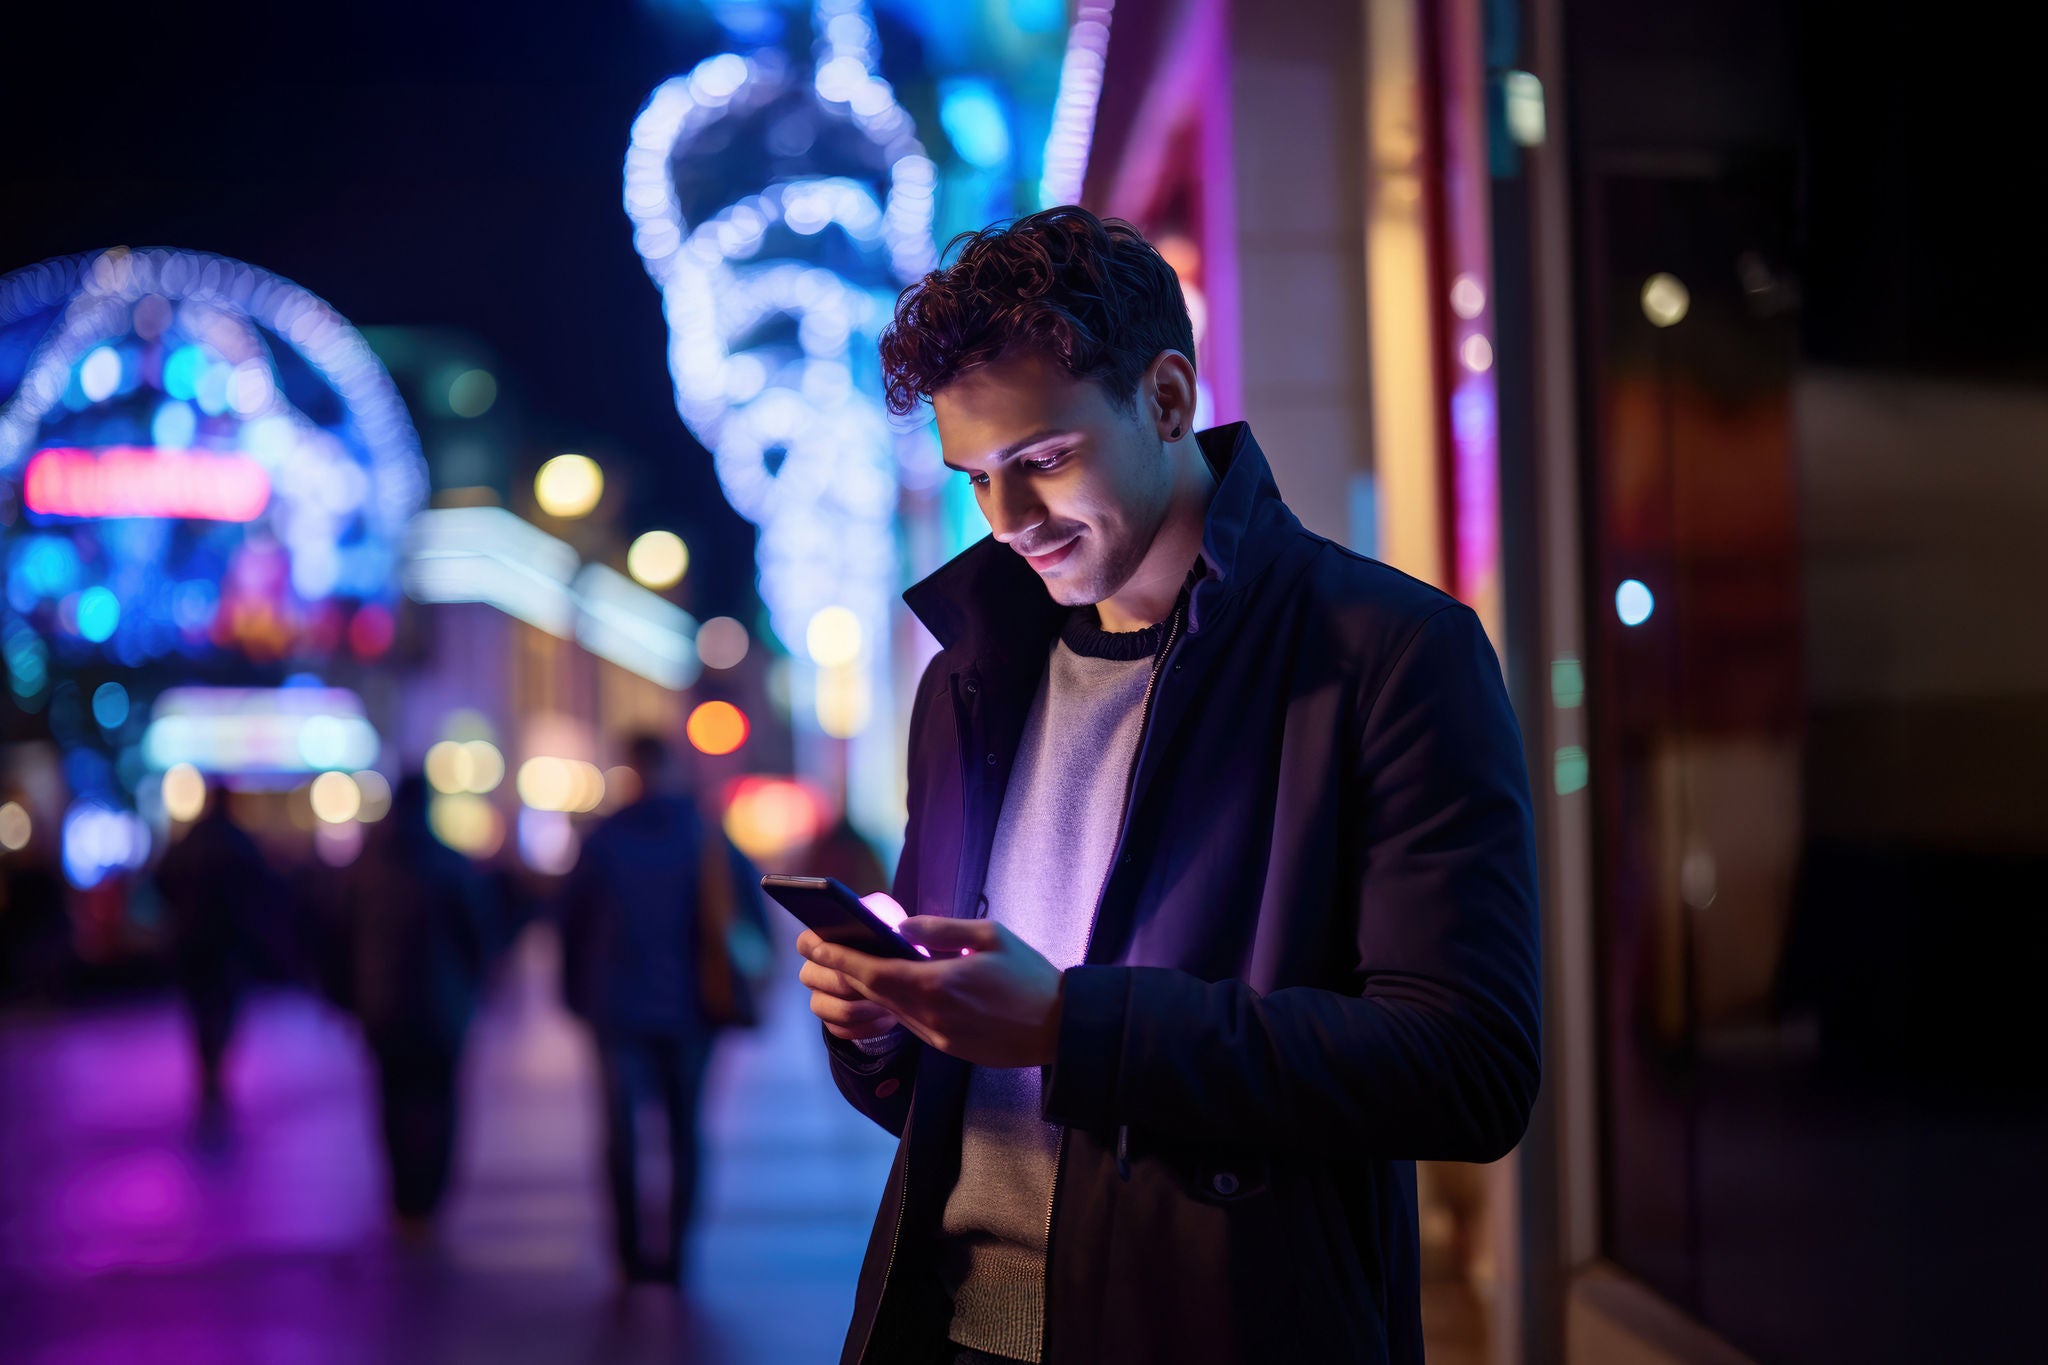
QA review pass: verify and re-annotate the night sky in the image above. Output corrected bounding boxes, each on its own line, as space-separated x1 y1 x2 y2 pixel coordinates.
0 0 771 617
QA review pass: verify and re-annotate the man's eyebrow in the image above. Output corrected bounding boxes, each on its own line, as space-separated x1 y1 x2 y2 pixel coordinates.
940 429 1074 473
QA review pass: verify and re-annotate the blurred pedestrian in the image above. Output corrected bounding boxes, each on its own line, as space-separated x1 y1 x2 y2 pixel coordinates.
803 813 887 897
561 732 768 1286
341 774 492 1227
154 785 269 1113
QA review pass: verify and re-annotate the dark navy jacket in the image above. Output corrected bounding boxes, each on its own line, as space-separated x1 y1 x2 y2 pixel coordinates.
828 423 1540 1364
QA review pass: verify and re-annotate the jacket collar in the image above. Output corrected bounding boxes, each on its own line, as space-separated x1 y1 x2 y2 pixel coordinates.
903 421 1296 652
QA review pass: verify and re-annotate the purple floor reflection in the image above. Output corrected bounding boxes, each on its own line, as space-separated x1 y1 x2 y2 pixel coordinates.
0 927 896 1364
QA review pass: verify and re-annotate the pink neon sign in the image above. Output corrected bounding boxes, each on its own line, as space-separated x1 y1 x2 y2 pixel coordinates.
24 446 272 522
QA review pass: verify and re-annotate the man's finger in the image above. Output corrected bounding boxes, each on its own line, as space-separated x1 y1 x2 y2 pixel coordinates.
810 992 894 1029
802 936 884 982
899 915 999 953
798 959 861 997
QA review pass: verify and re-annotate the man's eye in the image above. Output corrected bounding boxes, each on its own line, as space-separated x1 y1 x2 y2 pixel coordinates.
1024 452 1067 473
968 471 989 488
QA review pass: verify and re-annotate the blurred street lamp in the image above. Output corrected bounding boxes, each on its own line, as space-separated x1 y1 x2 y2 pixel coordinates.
627 530 689 589
535 453 604 518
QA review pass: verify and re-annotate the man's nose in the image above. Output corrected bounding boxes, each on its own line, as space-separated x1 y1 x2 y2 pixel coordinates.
983 473 1044 545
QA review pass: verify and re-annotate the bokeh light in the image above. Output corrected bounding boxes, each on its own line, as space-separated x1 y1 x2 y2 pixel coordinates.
534 453 604 519
429 793 503 857
75 587 120 643
0 801 31 852
80 346 122 403
462 740 504 794
1615 578 1656 627
447 368 498 418
516 757 604 813
91 682 130 730
687 701 749 756
309 770 362 824
627 530 689 590
805 606 862 667
518 807 579 876
354 769 392 822
425 740 473 795
315 821 363 868
721 775 828 861
1640 273 1690 328
1450 274 1487 320
161 763 207 823
696 616 750 670
816 663 871 738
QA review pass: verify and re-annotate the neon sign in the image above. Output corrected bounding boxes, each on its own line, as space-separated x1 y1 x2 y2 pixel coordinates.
24 446 272 522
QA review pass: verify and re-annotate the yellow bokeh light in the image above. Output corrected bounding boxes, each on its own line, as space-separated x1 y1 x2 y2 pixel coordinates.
805 606 863 667
516 757 604 813
429 793 503 857
1641 273 1690 328
354 770 392 822
627 530 689 590
518 756 571 811
309 770 362 824
162 763 207 823
816 663 871 739
462 740 504 794
534 453 604 519
425 740 473 795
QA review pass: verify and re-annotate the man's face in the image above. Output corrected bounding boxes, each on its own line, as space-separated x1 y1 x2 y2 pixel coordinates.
932 352 1170 607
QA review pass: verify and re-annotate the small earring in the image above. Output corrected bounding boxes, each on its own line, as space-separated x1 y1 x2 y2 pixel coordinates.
1169 426 1182 440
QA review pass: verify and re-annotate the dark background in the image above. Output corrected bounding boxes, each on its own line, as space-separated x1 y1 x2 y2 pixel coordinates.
1 0 769 616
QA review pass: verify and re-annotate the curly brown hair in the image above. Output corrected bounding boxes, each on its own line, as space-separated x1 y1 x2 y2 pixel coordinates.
878 206 1197 417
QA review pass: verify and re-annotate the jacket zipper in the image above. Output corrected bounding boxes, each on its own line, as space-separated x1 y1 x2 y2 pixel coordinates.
857 1085 915 1365
1041 595 1187 1337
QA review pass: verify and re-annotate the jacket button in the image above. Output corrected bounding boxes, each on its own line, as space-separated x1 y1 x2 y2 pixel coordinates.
964 679 979 695
985 753 997 765
1212 1171 1239 1196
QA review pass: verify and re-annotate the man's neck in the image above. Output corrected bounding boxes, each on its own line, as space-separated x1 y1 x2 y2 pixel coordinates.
1096 441 1217 633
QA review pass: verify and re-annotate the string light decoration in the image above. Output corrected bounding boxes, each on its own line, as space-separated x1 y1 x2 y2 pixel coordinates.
624 0 943 838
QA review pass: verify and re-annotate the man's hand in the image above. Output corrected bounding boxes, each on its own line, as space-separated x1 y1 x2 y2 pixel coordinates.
796 910 1065 1068
800 893 908 1042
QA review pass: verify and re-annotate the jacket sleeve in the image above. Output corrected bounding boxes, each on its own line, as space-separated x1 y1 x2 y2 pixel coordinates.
1043 603 1542 1163
821 654 938 1134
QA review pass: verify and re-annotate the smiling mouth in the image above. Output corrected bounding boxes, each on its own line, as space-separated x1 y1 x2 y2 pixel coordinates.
1022 538 1078 571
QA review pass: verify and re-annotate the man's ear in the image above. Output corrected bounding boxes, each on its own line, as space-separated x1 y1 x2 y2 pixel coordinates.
1145 350 1198 440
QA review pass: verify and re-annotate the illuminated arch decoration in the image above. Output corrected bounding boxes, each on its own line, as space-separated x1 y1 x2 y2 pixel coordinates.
625 0 941 830
0 247 427 678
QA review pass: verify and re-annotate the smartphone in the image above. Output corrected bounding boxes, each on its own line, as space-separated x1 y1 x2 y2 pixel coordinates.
760 875 930 960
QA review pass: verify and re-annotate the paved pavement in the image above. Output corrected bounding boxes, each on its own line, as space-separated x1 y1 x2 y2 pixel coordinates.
0 927 896 1364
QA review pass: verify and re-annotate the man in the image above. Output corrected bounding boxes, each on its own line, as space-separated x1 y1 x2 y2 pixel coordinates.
155 784 271 1113
561 733 763 1285
797 207 1540 1364
342 774 493 1225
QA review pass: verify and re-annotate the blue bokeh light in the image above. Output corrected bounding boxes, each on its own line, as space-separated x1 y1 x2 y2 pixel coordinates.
162 346 205 401
92 681 130 730
151 400 198 448
1615 578 1655 627
939 80 1012 169
76 587 121 643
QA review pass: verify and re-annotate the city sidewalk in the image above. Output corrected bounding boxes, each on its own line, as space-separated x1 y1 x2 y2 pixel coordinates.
0 928 897 1365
